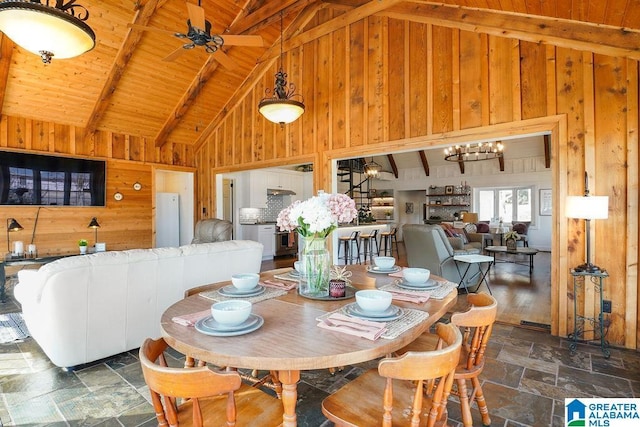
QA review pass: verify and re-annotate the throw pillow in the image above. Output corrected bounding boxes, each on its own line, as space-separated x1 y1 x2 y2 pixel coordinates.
452 228 469 244
476 223 490 233
464 223 477 233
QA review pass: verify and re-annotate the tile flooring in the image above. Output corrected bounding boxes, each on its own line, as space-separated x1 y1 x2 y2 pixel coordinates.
2 280 640 426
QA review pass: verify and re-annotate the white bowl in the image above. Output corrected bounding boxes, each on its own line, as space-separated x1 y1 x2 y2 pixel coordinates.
373 256 395 270
294 260 303 273
403 268 430 284
355 290 393 313
211 300 252 326
231 273 260 291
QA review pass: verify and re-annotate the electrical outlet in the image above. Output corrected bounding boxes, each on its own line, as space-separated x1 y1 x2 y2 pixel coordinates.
603 300 612 313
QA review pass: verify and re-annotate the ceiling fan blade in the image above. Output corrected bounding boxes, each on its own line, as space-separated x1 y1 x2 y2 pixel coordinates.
162 46 187 62
186 2 206 30
128 23 176 36
221 34 264 47
213 50 238 70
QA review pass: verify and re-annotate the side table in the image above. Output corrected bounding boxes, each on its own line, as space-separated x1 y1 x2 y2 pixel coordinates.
453 254 494 294
568 269 610 358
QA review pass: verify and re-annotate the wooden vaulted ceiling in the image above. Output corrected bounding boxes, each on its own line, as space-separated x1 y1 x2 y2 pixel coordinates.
0 0 639 149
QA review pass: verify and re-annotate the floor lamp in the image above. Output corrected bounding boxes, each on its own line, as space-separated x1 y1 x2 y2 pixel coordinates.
566 174 609 273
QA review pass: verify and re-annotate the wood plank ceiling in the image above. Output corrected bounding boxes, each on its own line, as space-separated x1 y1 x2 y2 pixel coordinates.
0 0 639 148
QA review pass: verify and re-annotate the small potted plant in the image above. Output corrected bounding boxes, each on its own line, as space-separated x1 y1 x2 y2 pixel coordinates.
385 210 392 220
78 239 89 254
504 231 520 250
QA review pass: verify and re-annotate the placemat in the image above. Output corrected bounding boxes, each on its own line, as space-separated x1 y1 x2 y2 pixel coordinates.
381 280 458 300
273 271 300 282
199 287 288 303
316 306 429 340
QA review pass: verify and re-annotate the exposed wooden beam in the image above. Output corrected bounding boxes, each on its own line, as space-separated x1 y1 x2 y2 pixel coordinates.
498 155 505 171
0 35 14 111
194 3 324 149
84 0 161 138
418 150 429 176
458 157 465 174
544 134 551 168
231 0 315 35
381 2 640 60
386 154 398 178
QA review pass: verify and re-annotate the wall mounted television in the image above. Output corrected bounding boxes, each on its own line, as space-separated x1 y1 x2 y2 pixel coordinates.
0 151 106 206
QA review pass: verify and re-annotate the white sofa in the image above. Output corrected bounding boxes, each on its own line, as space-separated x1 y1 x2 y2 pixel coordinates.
14 240 263 368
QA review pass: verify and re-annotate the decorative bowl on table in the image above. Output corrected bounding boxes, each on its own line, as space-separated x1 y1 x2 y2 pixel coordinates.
373 256 396 270
294 260 303 274
211 300 252 326
403 268 430 284
355 290 393 313
231 273 260 291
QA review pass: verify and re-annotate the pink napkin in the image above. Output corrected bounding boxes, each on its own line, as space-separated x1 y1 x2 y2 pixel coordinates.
260 280 297 291
388 268 405 278
317 313 386 340
172 309 210 326
387 289 430 303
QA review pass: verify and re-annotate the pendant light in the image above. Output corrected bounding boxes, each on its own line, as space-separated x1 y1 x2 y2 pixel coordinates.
258 12 305 126
0 0 96 64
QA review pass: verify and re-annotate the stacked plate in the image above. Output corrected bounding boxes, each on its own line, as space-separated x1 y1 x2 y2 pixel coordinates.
195 314 264 336
366 265 402 274
344 303 403 321
397 278 440 291
218 284 265 298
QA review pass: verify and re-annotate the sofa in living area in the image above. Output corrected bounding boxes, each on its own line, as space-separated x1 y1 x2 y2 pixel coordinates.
402 224 481 289
14 240 263 369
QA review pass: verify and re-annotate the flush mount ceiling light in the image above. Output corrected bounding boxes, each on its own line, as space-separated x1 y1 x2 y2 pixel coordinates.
444 141 504 162
0 0 96 64
258 12 304 126
363 158 382 178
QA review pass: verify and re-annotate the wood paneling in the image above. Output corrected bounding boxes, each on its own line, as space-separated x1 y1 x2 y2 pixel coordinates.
194 15 639 349
0 117 194 255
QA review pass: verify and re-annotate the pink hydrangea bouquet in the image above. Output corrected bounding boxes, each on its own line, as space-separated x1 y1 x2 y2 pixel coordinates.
276 192 357 239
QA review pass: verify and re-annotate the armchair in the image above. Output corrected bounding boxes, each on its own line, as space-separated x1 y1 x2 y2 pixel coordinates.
511 222 530 247
192 218 233 243
403 224 481 289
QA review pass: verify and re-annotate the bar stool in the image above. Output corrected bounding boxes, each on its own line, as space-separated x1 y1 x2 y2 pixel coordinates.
359 229 379 264
338 231 361 265
379 227 399 258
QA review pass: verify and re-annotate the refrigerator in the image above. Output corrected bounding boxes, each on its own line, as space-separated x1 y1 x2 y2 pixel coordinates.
156 193 180 247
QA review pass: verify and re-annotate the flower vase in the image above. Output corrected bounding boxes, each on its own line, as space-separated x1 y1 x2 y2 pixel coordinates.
299 235 331 298
506 238 517 251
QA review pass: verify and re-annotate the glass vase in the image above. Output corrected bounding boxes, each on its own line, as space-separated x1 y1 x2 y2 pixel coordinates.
299 234 331 298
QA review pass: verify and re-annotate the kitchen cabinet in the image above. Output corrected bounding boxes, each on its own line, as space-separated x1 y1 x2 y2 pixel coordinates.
266 170 304 202
244 170 305 208
242 224 275 259
248 170 268 208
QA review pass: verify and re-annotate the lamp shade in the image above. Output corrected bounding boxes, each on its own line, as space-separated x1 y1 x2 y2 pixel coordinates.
87 217 100 229
565 196 609 220
462 212 478 224
0 1 95 60
7 218 23 232
258 99 305 125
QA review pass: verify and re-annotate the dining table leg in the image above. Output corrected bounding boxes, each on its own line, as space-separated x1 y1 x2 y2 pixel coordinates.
277 370 301 426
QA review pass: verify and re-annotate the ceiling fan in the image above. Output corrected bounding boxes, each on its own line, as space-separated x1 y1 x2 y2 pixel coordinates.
130 0 263 68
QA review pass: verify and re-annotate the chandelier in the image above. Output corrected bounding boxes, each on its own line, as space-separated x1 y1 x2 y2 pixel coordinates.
0 0 96 64
258 12 304 126
363 158 382 177
444 142 504 162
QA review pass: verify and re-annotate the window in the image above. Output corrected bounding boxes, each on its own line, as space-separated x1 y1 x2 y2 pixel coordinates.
476 186 533 223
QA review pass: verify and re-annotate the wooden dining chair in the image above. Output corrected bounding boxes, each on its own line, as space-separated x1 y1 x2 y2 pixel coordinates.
322 322 462 426
398 293 498 427
139 337 283 427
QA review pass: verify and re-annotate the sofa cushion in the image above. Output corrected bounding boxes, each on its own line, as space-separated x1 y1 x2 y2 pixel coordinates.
476 223 490 233
464 223 477 233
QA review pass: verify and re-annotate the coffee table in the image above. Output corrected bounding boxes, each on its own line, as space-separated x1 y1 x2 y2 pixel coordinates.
484 245 539 273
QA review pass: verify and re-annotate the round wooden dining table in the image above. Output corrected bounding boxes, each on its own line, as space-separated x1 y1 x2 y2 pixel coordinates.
160 265 458 427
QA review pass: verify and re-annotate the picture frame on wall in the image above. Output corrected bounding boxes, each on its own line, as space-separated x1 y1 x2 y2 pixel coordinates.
445 185 454 195
540 188 552 216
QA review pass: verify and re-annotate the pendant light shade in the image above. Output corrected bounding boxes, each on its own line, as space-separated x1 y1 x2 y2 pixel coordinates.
258 12 304 126
0 0 96 63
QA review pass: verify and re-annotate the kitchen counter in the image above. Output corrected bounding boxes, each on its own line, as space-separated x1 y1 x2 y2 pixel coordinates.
331 223 389 264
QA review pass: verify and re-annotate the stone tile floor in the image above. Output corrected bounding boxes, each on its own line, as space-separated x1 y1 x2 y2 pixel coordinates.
2 282 640 426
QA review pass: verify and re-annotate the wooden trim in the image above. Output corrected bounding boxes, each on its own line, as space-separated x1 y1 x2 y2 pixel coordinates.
626 59 639 349
381 2 640 60
0 35 13 111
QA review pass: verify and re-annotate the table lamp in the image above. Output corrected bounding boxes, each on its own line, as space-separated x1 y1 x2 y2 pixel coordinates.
88 217 100 246
6 218 23 254
462 212 478 224
566 174 609 273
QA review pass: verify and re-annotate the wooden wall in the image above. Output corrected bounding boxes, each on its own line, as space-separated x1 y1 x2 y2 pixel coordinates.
0 115 195 255
196 15 639 349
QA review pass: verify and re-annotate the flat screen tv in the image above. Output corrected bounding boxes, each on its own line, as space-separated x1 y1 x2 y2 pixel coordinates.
0 151 106 206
